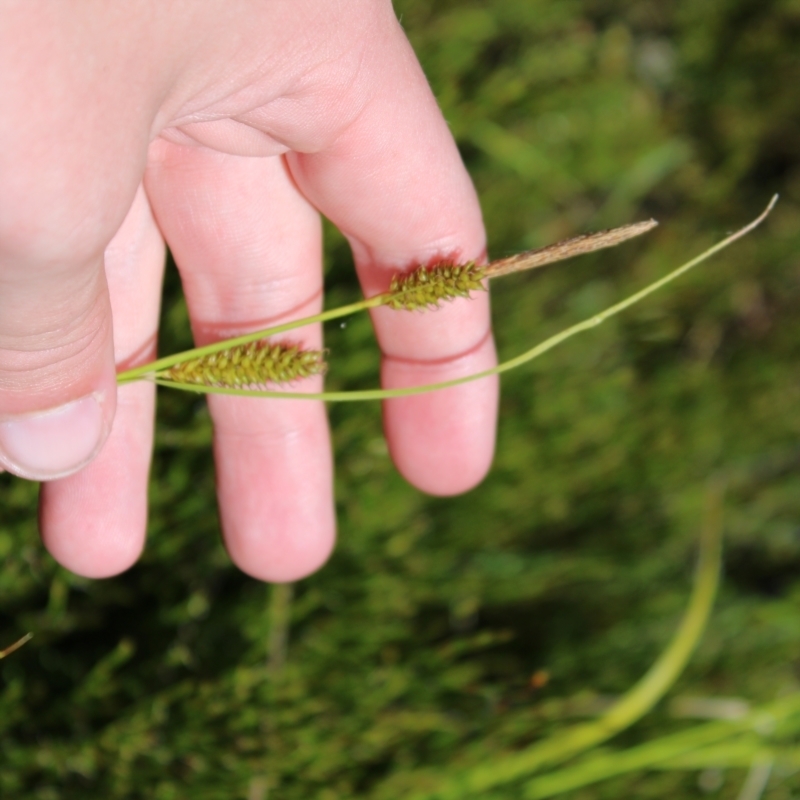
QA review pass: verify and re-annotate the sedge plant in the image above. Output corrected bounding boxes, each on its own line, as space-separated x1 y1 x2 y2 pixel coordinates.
117 197 776 403
112 197 777 799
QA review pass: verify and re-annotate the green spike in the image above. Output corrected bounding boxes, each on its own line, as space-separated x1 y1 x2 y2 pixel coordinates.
157 341 326 389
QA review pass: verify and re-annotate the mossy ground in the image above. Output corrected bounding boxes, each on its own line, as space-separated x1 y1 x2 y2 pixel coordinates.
2 1 800 797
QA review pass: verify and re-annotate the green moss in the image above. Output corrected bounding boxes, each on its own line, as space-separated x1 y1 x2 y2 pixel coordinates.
3 0 800 797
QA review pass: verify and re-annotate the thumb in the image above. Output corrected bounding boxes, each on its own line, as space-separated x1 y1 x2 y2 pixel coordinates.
0 2 170 481
0 254 117 481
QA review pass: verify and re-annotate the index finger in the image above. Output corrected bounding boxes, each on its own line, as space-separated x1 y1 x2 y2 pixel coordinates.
287 12 497 495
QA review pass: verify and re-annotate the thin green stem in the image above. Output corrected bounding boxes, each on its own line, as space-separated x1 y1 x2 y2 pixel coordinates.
117 294 388 384
522 713 792 798
267 583 293 677
138 195 776 402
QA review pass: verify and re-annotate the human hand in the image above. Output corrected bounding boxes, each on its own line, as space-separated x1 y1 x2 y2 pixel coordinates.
0 0 498 581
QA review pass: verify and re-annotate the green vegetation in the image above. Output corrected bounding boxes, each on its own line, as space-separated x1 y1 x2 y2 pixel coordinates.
2 0 800 797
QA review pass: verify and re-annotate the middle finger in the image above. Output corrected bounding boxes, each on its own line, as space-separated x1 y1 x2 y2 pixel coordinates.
145 141 334 582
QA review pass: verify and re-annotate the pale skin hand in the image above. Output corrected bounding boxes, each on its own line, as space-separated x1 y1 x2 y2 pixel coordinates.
0 0 498 581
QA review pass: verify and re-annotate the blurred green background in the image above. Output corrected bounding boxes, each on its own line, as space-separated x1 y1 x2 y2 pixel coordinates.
2 0 800 797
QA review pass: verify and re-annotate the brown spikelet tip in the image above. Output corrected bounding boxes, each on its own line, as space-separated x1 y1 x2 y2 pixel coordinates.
387 262 487 311
157 341 327 388
485 219 658 279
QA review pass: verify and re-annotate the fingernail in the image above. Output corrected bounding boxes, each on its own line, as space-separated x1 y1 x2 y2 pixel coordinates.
0 394 107 481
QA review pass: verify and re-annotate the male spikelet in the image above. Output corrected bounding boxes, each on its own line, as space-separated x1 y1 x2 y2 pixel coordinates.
386 262 487 310
158 341 327 388
385 220 659 311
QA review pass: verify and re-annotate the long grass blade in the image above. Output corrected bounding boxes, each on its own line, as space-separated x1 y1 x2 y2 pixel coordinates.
383 484 723 800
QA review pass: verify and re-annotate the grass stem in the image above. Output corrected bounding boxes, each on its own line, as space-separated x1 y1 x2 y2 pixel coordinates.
138 196 777 402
